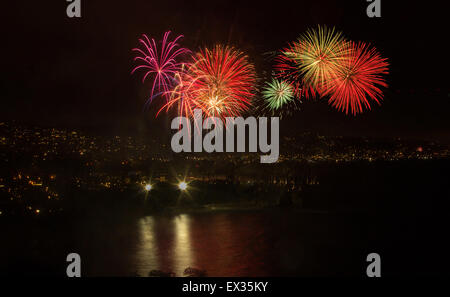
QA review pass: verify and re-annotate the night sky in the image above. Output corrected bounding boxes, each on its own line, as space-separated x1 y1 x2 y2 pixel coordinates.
1 1 448 141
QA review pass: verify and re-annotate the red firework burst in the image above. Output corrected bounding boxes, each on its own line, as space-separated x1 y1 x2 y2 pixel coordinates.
323 42 389 115
163 45 257 118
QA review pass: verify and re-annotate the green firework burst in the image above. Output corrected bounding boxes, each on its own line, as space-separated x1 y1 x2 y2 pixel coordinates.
262 78 295 110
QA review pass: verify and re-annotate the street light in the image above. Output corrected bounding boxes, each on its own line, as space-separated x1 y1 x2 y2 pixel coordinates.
178 181 187 191
144 184 152 191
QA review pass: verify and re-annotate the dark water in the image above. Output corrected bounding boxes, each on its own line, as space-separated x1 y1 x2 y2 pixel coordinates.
1 207 447 277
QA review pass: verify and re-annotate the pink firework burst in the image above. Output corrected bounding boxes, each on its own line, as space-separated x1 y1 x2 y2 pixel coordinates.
132 31 190 106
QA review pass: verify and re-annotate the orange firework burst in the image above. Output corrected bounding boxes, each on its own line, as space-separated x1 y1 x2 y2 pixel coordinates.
162 45 257 119
323 42 389 115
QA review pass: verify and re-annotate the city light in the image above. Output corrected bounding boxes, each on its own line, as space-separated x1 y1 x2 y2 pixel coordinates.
144 184 152 191
178 181 188 191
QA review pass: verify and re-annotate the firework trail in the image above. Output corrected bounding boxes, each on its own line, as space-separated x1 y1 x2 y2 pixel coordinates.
132 31 190 107
157 63 200 119
323 42 389 115
274 50 320 100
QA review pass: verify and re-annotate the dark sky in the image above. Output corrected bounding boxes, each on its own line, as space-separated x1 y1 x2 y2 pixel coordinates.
1 0 448 141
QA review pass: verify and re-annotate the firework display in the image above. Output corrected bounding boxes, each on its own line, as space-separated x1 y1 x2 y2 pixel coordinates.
161 45 257 119
273 25 388 114
323 42 389 115
280 26 349 92
133 27 388 117
132 31 189 106
262 78 295 111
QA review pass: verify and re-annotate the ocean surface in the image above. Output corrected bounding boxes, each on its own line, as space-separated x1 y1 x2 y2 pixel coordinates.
1 207 447 277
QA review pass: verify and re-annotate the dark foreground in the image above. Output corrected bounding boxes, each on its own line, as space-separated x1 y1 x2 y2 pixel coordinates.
1 207 448 277
1 160 449 277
